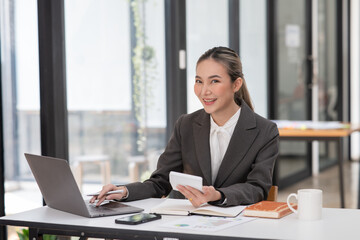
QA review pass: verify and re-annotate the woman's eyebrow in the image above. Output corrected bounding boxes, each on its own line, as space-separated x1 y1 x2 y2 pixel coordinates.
209 74 221 79
195 74 222 79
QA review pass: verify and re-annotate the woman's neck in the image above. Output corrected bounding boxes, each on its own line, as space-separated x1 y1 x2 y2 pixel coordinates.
211 104 240 126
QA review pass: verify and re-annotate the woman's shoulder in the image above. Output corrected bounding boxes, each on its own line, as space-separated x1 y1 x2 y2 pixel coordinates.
253 112 276 126
252 112 278 135
178 109 208 123
172 109 208 136
241 101 277 130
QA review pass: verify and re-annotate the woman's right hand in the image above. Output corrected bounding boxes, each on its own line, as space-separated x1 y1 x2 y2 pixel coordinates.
89 184 128 207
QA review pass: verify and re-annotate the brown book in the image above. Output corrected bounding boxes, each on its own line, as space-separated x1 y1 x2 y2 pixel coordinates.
243 201 297 219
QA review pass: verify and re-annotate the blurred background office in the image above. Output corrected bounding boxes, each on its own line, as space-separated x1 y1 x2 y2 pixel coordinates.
0 0 359 239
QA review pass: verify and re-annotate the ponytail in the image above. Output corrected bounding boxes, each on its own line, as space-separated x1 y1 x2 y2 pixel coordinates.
235 79 254 111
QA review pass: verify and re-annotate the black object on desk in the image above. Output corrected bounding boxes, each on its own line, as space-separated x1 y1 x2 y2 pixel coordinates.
115 213 161 225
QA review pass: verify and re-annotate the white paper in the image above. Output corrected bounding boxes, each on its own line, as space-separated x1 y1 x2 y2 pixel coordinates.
285 24 300 47
272 120 349 130
160 215 256 232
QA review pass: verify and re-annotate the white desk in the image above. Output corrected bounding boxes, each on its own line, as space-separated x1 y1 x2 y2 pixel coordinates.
1 198 360 240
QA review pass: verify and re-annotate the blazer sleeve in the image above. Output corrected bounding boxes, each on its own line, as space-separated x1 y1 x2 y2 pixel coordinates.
217 122 279 206
123 115 185 201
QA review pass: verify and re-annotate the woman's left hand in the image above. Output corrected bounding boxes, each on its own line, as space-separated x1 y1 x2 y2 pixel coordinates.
176 185 222 208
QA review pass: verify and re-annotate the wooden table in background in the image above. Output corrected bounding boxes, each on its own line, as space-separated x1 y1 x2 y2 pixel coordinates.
277 124 360 208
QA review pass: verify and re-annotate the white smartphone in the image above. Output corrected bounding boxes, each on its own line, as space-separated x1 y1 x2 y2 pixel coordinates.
169 171 203 192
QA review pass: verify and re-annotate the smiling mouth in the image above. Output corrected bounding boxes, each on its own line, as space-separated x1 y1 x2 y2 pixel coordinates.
203 98 217 105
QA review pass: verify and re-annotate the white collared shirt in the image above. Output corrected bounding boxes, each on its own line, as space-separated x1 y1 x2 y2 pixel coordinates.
210 108 241 185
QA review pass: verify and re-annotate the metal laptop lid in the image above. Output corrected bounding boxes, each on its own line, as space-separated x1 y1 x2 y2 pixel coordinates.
24 153 143 217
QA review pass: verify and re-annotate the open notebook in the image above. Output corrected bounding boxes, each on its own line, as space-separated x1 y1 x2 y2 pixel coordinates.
150 199 246 217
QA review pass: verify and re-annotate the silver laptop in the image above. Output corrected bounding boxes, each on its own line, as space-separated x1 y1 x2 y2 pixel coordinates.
24 153 143 218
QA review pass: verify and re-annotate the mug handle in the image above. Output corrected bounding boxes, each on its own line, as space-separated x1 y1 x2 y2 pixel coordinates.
287 193 298 214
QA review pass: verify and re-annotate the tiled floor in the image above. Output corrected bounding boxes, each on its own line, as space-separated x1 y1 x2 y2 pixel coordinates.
278 160 359 209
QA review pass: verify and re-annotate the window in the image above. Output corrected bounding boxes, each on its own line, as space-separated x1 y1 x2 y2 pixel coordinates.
240 0 267 117
186 0 229 113
1 0 42 212
64 0 166 193
1 0 42 237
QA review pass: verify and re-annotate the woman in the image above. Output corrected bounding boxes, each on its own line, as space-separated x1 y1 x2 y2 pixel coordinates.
91 46 279 207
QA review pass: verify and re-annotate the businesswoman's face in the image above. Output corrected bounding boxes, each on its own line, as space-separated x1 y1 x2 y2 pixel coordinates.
194 59 242 125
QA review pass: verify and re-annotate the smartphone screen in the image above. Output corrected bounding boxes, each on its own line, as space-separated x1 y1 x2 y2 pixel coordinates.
115 213 161 225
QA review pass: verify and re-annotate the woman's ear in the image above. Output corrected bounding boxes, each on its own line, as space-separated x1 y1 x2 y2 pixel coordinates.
233 77 243 92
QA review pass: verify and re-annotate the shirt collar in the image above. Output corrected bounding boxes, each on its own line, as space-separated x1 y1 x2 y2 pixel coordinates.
210 107 241 130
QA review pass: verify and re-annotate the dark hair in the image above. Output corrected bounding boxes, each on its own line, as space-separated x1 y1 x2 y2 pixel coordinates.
196 46 254 111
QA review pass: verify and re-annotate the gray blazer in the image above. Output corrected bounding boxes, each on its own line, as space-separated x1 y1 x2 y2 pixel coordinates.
125 100 279 206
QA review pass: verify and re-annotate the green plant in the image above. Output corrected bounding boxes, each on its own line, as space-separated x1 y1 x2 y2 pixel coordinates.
17 228 57 240
130 0 158 153
17 229 28 240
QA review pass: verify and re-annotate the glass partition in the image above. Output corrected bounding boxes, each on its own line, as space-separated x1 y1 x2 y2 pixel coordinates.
317 0 338 169
274 0 310 182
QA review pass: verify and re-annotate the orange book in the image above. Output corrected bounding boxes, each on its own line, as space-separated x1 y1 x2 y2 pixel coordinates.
243 201 297 219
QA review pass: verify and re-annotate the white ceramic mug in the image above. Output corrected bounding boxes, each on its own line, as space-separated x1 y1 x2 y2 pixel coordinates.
287 189 322 220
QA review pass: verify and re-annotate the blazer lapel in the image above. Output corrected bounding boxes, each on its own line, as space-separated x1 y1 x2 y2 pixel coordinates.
214 102 259 187
192 111 212 185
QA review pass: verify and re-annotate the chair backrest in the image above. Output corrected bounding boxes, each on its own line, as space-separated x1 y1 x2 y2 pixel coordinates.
266 186 278 201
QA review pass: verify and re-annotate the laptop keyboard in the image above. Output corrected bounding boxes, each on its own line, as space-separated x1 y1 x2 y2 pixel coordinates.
101 201 129 209
86 201 129 213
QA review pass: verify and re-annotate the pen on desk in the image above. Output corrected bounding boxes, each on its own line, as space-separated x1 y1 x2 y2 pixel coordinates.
87 189 124 196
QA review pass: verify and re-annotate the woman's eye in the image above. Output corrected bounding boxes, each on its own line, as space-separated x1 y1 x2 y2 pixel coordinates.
211 79 219 83
195 79 202 83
